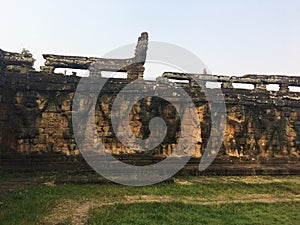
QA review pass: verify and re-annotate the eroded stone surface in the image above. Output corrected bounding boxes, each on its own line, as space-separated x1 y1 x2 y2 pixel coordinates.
1 71 300 161
0 48 34 73
1 47 300 174
41 32 148 80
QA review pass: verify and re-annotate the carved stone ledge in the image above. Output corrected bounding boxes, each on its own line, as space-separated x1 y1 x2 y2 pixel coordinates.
0 48 34 74
0 48 34 67
41 32 148 79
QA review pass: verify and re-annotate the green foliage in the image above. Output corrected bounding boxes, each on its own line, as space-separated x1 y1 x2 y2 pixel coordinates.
20 48 33 58
6 65 22 72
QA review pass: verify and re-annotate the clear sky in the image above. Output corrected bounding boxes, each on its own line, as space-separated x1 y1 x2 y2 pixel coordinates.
1 0 300 79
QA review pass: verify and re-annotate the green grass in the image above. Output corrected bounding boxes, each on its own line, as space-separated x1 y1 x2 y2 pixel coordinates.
0 176 300 224
88 201 300 225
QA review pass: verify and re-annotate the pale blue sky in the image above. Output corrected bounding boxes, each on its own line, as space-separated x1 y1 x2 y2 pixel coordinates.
1 0 300 78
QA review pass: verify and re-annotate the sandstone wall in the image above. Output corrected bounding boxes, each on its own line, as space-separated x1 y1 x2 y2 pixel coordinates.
1 71 300 174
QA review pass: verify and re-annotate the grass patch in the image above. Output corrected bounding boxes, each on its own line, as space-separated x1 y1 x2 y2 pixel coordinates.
0 176 300 224
0 185 58 225
88 201 300 225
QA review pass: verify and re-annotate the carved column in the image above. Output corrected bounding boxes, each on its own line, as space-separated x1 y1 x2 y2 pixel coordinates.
221 81 233 89
40 66 55 73
279 83 289 93
255 83 266 91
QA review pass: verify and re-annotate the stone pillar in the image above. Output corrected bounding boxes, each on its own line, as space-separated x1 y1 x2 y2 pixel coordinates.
20 66 29 74
89 64 102 77
279 83 289 93
138 66 145 79
127 65 144 80
221 82 233 89
255 83 266 91
40 66 55 73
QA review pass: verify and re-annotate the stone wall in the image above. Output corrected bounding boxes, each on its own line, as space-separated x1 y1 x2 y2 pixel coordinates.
1 71 300 174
